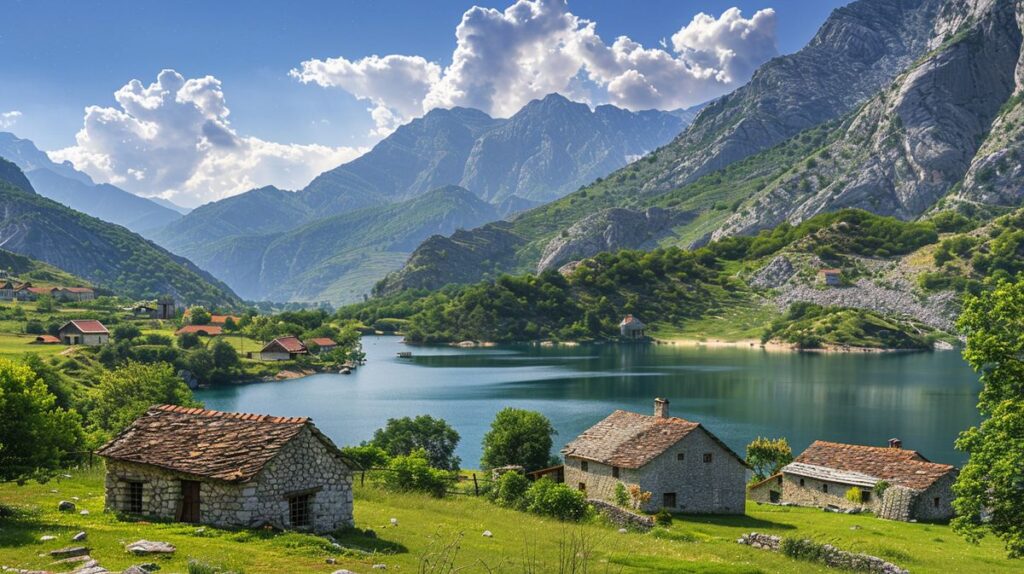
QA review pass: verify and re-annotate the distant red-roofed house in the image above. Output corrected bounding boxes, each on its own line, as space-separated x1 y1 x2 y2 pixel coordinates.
175 325 223 337
755 439 958 521
19 286 57 301
58 320 110 346
307 338 338 354
209 314 241 326
57 287 96 301
30 335 61 345
260 337 308 361
562 398 747 514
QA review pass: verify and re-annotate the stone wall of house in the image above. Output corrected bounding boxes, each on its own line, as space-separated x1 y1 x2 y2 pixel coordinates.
747 476 783 504
911 473 956 521
876 485 917 522
104 427 353 533
252 426 353 533
779 473 876 511
260 351 290 361
565 427 746 514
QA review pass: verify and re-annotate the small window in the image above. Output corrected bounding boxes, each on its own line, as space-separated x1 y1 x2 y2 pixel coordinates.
578 482 586 492
676 452 685 462
861 490 872 503
663 492 677 508
127 481 143 514
799 478 805 487
580 460 589 472
822 484 829 494
933 497 940 508
288 494 313 528
703 453 713 464
612 466 620 478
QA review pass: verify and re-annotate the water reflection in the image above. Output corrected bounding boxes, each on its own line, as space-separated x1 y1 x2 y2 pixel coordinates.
197 336 981 468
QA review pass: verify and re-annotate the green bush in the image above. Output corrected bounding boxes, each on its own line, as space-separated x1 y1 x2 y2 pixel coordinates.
340 445 390 470
845 487 863 504
492 470 530 509
780 537 828 562
613 482 629 507
382 449 450 498
525 478 591 521
654 508 673 526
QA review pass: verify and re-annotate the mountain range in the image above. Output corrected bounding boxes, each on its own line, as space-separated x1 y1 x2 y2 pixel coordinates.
378 0 1024 295
0 132 185 234
0 157 240 307
150 94 695 303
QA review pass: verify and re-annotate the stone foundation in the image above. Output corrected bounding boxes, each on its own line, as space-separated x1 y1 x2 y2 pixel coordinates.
737 532 909 574
587 499 654 530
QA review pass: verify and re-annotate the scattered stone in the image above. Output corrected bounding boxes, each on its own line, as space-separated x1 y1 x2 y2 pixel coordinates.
325 558 336 564
40 535 57 542
57 501 76 512
122 567 150 574
136 564 159 572
389 518 398 526
72 532 87 542
125 541 176 555
49 546 90 558
54 555 91 565
332 570 358 574
62 474 73 479
618 528 628 534
79 510 90 516
372 565 388 570
50 489 59 493
482 530 493 538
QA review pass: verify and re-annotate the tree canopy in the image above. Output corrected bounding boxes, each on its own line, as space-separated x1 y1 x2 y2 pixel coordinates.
367 415 461 471
481 408 556 471
89 361 200 437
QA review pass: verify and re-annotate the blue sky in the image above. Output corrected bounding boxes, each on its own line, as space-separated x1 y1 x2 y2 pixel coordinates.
0 0 850 205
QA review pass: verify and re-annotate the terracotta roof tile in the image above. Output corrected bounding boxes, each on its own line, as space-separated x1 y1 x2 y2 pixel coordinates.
309 337 337 347
97 405 324 482
562 410 743 469
262 336 307 354
790 441 955 491
175 325 223 336
60 320 109 334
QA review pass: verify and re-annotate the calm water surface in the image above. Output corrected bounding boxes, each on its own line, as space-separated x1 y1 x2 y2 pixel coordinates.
197 336 981 468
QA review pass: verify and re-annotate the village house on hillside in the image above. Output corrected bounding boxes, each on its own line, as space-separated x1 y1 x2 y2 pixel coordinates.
57 287 95 301
308 337 338 354
260 336 308 361
156 296 177 319
619 315 647 339
0 280 15 300
97 405 354 533
748 439 957 522
175 324 223 337
562 398 747 514
817 268 842 286
58 320 109 346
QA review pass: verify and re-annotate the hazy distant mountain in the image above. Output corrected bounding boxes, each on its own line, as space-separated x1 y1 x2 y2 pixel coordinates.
153 95 692 302
0 158 240 307
0 132 182 234
148 196 192 215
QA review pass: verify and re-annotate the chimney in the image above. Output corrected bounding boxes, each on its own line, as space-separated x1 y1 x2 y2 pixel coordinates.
888 438 902 449
654 398 669 419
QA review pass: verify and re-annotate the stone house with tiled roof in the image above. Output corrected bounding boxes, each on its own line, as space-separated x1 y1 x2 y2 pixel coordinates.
260 336 308 361
562 398 747 514
97 405 354 533
749 439 957 522
58 319 109 346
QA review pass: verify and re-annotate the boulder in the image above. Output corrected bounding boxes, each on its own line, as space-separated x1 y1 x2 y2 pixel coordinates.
125 541 176 555
72 532 87 542
57 501 76 512
49 546 90 558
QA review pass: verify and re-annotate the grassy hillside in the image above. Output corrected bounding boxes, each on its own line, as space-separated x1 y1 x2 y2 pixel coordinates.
0 176 241 308
0 467 1017 573
0 248 91 287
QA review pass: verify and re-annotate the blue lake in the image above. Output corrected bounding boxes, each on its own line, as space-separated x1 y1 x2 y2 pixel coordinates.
197 336 982 468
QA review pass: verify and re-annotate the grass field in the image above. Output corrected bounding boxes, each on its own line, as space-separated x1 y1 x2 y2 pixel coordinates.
650 298 780 343
0 466 1016 573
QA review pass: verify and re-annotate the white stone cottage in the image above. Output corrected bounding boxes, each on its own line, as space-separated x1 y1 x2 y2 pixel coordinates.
97 405 354 533
58 320 109 346
619 315 646 339
749 439 957 522
562 398 747 514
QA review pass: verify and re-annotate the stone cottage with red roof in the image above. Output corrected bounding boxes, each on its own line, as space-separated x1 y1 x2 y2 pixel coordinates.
562 398 747 514
57 319 109 346
97 405 354 533
749 439 957 521
260 336 308 361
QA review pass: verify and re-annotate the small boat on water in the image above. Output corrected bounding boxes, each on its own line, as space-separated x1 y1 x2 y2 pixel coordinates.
397 351 413 358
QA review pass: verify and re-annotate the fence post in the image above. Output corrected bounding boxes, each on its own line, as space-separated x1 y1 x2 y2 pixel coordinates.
473 473 479 496
361 470 365 487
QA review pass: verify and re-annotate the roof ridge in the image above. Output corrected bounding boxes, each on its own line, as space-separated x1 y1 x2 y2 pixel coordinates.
152 404 309 424
811 439 920 456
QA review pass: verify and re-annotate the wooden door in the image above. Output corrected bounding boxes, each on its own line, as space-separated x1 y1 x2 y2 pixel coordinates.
179 480 201 523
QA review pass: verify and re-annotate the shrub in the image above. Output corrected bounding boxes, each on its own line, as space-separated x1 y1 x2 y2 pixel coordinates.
24 320 45 335
654 508 673 526
780 537 828 562
492 470 530 509
178 332 201 349
340 445 390 470
382 449 450 497
613 482 629 507
525 478 591 521
873 480 891 498
113 323 142 341
845 487 863 504
368 414 461 471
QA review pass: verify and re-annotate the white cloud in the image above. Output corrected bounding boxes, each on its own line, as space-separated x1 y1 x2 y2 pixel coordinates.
50 70 366 206
293 0 777 128
0 110 22 129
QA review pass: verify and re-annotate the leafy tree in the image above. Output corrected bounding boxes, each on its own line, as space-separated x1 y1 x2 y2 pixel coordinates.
36 295 55 313
178 331 201 349
210 338 239 371
222 316 237 332
481 408 555 471
0 359 84 482
339 445 390 470
952 279 1024 557
368 415 461 470
184 349 216 385
745 436 794 481
90 361 199 435
20 354 76 410
491 470 530 509
24 320 45 335
381 448 450 497
113 323 142 341
188 306 212 325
